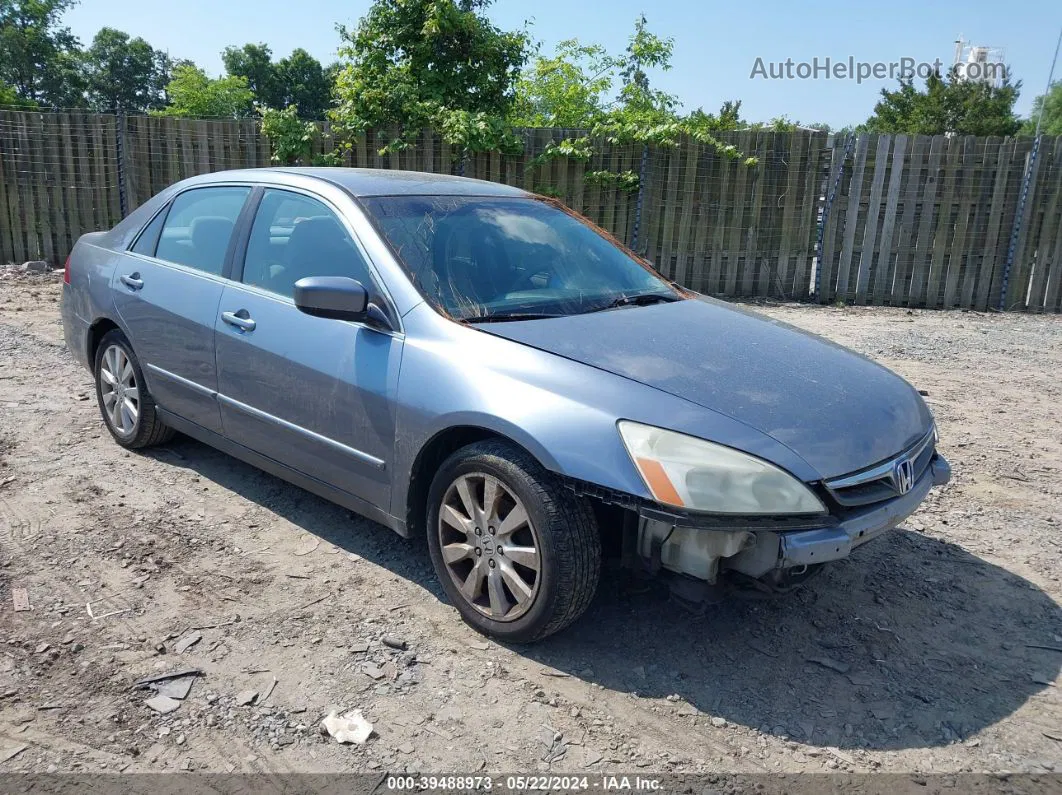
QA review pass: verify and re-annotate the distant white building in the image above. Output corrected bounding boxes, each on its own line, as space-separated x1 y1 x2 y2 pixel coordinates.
953 37 1008 87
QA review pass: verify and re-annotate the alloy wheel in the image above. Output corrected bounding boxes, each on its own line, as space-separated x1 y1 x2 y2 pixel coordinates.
99 344 140 437
437 472 541 621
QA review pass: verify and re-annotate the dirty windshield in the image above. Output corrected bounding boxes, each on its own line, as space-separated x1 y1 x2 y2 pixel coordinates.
361 196 681 321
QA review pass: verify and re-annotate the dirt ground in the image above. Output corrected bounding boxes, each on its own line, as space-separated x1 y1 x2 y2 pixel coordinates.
0 270 1060 779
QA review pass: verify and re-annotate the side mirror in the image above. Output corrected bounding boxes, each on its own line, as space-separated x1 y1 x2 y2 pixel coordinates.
293 276 369 322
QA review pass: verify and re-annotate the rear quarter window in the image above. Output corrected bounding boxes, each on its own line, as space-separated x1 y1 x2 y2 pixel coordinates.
130 208 167 256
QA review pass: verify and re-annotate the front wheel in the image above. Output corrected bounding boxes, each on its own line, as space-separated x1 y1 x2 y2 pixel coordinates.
426 440 601 643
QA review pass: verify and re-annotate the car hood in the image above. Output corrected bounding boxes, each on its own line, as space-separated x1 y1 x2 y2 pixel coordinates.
479 297 932 479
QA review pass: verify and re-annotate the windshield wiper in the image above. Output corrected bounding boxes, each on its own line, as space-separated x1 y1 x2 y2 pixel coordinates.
462 312 564 323
588 292 681 313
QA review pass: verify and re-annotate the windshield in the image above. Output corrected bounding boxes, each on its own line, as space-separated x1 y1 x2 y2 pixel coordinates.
360 196 682 320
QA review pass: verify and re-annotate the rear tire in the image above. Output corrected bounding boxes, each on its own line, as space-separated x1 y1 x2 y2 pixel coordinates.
93 329 175 449
426 439 601 643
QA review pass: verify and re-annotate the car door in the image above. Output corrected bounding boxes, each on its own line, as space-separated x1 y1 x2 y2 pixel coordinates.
214 187 403 513
112 185 251 434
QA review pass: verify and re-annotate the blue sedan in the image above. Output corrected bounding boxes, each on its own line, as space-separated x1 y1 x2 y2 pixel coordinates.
60 168 950 642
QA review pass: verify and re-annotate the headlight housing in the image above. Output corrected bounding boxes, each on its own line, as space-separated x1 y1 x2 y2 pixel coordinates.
618 420 826 515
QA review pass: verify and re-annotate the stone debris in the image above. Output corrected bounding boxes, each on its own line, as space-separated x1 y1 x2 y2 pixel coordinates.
144 695 182 715
174 631 202 654
361 664 386 680
134 668 204 688
320 709 373 745
235 690 258 706
11 587 30 612
155 675 197 700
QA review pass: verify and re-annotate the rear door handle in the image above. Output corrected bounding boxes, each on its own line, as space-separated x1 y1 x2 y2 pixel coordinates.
119 273 143 291
222 310 256 332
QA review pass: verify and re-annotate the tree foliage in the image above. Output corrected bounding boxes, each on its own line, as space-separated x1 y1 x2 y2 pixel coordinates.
515 16 756 187
0 80 21 105
275 49 333 119
223 43 282 108
611 14 677 127
0 0 83 106
83 27 171 113
259 104 315 163
1022 80 1062 136
509 39 616 128
864 67 1021 136
332 0 528 152
223 42 333 119
155 63 253 118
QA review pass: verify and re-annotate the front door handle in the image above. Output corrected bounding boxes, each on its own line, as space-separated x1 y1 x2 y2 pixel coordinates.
119 273 143 291
222 310 256 332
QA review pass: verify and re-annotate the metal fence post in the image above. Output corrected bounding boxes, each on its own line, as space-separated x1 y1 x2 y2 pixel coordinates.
998 135 1040 311
813 133 854 301
630 143 649 253
115 109 128 218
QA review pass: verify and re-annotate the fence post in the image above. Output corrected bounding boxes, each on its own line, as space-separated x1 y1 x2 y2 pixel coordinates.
813 133 854 301
998 135 1040 311
115 110 128 218
630 143 649 253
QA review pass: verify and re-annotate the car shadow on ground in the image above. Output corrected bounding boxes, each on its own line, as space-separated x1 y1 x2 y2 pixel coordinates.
151 435 1062 753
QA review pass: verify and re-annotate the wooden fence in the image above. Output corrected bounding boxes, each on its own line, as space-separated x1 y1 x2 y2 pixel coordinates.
1 108 1061 312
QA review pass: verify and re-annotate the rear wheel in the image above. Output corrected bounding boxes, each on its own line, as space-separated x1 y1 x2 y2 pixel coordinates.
93 329 174 449
426 440 601 643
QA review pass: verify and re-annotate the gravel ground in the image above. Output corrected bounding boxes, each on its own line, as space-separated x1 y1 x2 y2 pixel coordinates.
0 271 1060 779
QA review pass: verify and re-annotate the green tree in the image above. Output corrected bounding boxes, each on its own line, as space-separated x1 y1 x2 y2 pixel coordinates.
590 16 750 160
222 42 283 108
1021 80 1062 135
612 14 678 126
683 100 746 134
332 0 528 144
224 44 332 118
510 39 617 128
0 0 84 106
0 80 21 105
156 63 253 118
275 48 332 118
83 27 171 113
865 67 1021 136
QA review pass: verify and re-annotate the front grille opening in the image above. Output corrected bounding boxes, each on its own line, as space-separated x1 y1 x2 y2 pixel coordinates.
824 430 935 509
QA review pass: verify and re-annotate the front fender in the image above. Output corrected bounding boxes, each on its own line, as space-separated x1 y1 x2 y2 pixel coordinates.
389 304 821 522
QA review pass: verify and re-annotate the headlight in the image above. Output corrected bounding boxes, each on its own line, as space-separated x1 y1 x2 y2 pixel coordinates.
618 421 827 515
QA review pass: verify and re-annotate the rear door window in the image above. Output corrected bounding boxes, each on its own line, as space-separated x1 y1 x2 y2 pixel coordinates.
154 187 250 275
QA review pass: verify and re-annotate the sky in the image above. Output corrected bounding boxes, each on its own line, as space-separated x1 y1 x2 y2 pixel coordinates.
64 0 1061 128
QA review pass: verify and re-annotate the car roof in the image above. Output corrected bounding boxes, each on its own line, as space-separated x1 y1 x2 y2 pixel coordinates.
186 167 532 199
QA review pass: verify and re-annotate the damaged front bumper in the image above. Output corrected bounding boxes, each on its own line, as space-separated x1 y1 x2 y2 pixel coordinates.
635 453 952 585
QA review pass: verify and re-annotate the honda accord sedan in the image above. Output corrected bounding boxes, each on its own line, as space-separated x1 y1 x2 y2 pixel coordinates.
61 168 950 642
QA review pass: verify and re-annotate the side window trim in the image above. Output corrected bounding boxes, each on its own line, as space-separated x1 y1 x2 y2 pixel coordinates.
236 186 389 301
224 186 264 282
149 184 254 277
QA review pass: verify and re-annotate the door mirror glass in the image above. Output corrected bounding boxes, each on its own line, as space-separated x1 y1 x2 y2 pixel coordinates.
293 276 369 321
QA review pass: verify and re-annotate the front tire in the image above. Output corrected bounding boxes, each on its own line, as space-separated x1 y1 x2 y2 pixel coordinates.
426 440 601 643
94 329 174 449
